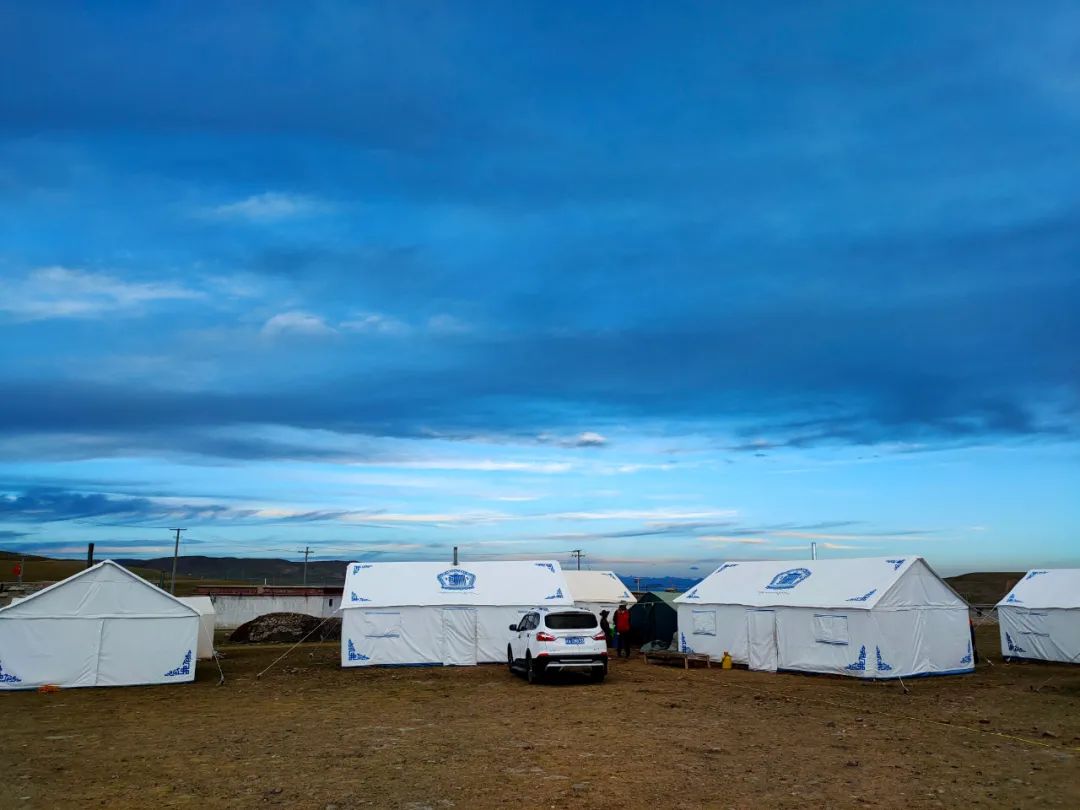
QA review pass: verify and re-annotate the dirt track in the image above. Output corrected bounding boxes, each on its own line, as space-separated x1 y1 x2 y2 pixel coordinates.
3 626 1079 809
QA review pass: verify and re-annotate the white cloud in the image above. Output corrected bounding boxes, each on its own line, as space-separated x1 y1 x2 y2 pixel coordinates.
554 508 737 521
261 310 337 338
575 431 608 447
698 536 769 545
202 192 326 222
389 459 574 474
427 313 472 335
344 511 508 525
340 312 411 336
0 266 203 321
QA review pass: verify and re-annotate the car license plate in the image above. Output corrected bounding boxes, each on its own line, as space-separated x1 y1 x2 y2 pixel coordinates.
565 636 585 645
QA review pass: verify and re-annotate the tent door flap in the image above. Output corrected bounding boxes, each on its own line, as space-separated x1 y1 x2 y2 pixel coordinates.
441 608 478 666
747 610 778 672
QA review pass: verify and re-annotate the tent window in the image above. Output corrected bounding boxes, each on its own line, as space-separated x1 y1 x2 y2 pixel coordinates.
364 611 402 638
1020 612 1051 637
813 614 849 645
691 610 717 636
328 598 334 607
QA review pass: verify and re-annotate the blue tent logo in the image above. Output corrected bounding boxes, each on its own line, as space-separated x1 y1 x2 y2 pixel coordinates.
765 568 811 590
437 568 477 591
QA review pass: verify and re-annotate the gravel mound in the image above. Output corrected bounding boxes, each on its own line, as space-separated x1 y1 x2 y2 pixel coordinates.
229 612 342 644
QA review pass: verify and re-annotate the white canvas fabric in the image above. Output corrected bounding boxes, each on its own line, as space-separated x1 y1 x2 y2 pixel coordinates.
997 570 1080 665
997 569 1080 609
178 596 216 659
675 557 972 679
0 560 199 690
563 570 636 619
341 560 572 667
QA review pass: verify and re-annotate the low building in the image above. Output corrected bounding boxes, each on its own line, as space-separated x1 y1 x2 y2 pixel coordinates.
194 585 341 629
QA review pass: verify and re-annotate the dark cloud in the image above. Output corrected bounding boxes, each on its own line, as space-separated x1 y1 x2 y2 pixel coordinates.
1 3 1078 461
0 489 248 525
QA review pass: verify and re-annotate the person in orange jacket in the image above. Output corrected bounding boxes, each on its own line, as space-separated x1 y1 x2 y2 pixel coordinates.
613 602 632 658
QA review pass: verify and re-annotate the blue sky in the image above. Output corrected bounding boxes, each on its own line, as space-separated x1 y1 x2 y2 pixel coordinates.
1 2 1078 575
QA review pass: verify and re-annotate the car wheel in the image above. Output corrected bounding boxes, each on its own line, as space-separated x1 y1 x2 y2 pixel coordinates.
590 668 606 683
526 654 539 685
507 646 515 673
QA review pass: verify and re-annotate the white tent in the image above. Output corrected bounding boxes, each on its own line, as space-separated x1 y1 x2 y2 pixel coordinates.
341 560 572 667
178 596 216 660
563 570 636 620
0 560 199 690
997 569 1080 665
674 557 973 678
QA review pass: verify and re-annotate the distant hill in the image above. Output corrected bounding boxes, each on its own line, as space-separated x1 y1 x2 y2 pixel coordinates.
618 574 700 593
0 552 165 588
0 549 1027 605
945 571 1023 605
112 555 350 586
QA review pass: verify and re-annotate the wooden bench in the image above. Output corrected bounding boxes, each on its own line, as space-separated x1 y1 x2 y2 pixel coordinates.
641 649 712 669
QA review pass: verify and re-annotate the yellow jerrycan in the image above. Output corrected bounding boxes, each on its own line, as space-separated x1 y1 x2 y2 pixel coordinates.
721 651 732 669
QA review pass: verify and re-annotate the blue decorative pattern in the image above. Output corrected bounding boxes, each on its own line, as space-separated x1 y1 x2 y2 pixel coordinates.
535 563 556 573
844 645 867 672
885 558 906 571
680 633 694 653
437 568 477 591
544 587 564 600
1005 632 1026 654
875 646 893 672
1004 593 1022 604
684 588 700 600
960 641 972 665
0 660 22 684
1024 570 1048 581
164 650 193 677
714 563 738 575
347 639 370 662
350 591 370 603
846 589 877 602
351 563 373 575
765 568 811 590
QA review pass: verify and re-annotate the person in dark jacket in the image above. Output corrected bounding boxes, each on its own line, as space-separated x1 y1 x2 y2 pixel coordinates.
599 610 612 647
613 603 632 658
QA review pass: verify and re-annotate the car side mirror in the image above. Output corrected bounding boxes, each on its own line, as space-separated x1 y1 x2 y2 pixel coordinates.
509 624 519 631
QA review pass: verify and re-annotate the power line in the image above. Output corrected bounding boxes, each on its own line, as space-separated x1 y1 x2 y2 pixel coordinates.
569 549 584 570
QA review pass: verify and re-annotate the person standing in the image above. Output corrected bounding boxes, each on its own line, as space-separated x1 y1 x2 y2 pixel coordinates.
613 602 632 658
599 609 612 647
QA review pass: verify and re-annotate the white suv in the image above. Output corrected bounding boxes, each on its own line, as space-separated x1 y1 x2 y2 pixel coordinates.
507 608 608 683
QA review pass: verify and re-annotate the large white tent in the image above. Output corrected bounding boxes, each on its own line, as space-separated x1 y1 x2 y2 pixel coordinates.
0 560 199 690
563 570 636 619
674 557 973 678
177 596 216 660
997 569 1080 665
341 560 572 667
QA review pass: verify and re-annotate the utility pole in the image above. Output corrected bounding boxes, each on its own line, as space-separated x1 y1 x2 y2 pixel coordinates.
297 546 313 586
633 576 642 591
569 549 584 570
168 528 186 594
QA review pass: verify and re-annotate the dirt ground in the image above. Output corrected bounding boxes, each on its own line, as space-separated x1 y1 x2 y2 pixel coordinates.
3 626 1079 809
